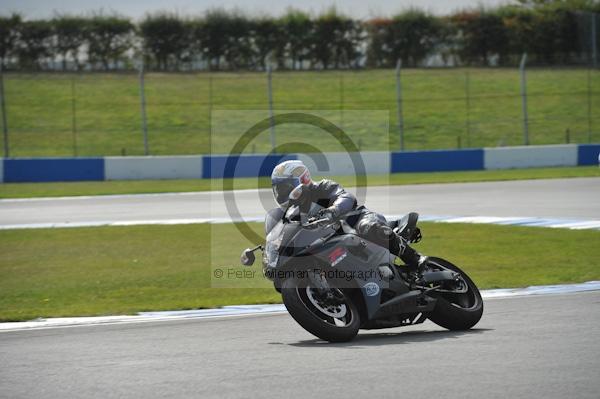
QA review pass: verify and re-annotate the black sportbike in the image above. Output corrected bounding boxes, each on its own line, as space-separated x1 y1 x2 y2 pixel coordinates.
241 205 483 342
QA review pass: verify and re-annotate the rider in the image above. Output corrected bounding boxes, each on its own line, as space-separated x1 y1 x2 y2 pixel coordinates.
271 159 425 270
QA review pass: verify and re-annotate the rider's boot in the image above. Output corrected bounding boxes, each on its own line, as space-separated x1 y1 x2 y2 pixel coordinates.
399 244 428 272
384 227 427 271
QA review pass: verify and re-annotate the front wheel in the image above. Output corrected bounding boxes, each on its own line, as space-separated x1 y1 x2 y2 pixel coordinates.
281 277 360 342
426 257 483 331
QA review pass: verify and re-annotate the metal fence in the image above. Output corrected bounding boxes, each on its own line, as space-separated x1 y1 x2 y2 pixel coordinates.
0 55 598 158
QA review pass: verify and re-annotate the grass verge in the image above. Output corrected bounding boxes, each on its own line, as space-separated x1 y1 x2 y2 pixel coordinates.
0 166 598 199
1 222 599 321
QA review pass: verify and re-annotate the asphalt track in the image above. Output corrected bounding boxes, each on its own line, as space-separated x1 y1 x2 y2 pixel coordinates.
1 291 599 399
1 177 598 398
1 177 599 227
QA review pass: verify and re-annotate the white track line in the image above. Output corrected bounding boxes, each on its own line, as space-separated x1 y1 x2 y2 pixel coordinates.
1 281 599 332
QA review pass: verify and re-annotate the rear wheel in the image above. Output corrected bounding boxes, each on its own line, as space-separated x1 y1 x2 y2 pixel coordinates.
281 277 360 342
426 257 483 330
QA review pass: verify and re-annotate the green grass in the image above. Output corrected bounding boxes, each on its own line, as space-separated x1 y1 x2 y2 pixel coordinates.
1 68 599 157
1 222 599 321
0 166 598 199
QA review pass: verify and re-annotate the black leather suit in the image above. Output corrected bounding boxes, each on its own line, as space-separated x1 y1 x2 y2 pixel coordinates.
292 179 421 266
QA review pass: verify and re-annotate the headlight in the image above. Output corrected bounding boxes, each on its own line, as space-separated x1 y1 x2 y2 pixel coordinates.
263 237 282 269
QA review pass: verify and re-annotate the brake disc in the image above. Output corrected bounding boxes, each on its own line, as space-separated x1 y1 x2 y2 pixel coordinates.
306 287 347 318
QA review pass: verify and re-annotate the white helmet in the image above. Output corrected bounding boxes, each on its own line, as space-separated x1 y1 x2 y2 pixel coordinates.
271 160 312 208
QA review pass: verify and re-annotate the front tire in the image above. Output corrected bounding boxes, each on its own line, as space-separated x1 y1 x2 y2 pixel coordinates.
281 277 360 342
427 257 483 330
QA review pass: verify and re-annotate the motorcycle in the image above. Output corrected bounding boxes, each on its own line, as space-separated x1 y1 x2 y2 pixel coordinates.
240 205 483 342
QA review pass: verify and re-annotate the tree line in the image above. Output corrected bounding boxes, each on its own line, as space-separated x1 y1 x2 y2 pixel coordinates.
0 0 599 71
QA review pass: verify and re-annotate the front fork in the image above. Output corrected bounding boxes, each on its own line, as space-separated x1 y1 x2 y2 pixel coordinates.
307 270 345 304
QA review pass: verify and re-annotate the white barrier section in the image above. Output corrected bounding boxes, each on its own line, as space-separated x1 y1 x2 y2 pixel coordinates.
484 144 578 170
297 151 390 177
104 156 203 180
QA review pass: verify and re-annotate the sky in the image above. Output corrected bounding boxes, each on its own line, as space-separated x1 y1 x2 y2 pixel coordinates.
1 0 512 20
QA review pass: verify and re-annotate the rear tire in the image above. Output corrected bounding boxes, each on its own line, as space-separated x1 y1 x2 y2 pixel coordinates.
427 258 483 331
281 277 360 342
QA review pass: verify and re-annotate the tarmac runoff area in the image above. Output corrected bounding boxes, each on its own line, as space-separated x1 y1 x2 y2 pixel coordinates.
0 177 599 230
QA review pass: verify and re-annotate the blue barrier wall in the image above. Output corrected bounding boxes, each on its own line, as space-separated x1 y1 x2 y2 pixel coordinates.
202 154 296 178
578 144 600 166
1 145 597 182
3 158 105 182
391 149 484 172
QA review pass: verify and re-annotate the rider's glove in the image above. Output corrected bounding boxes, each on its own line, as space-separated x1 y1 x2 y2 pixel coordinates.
411 227 422 243
317 207 337 221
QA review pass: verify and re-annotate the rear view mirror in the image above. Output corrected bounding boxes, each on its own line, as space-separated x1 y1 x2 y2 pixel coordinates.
240 248 256 266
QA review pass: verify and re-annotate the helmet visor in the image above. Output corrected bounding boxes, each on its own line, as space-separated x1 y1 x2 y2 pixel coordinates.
272 177 300 207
